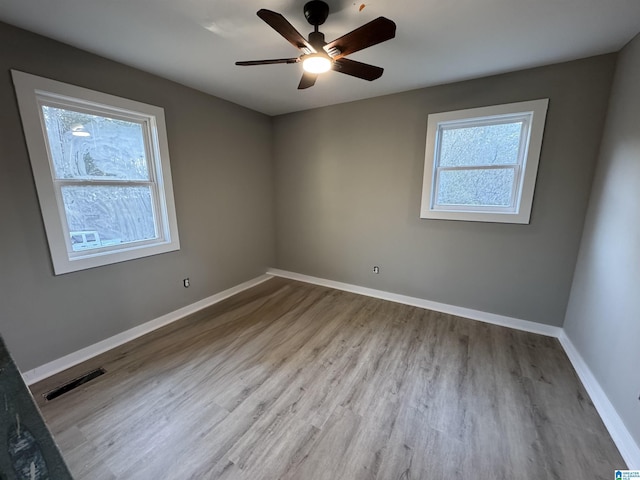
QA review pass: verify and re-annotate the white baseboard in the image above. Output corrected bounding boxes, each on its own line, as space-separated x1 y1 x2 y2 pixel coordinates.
267 268 562 337
558 331 640 469
269 267 639 468
21 274 272 386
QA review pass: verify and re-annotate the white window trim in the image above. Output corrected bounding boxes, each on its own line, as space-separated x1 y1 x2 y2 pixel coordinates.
420 99 549 224
12 70 180 274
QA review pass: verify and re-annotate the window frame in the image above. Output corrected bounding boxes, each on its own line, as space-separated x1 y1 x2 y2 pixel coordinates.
12 70 180 274
420 99 549 224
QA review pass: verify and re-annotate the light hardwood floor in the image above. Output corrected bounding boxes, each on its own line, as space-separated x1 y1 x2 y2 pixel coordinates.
31 278 625 479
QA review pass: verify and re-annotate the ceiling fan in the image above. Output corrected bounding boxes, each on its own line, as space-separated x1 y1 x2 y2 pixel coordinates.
235 0 396 89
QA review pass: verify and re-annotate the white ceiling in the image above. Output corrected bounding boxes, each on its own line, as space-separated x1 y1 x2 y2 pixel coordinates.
1 0 639 116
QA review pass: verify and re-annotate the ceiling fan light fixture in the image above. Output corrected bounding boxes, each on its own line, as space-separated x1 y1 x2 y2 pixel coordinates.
235 3 396 89
302 54 332 74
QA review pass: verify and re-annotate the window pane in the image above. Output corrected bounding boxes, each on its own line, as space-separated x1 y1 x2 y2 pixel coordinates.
439 122 522 167
42 105 149 180
61 185 157 251
436 168 515 207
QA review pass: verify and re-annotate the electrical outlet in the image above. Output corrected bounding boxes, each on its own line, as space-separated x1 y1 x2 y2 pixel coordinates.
373 266 380 274
183 278 190 288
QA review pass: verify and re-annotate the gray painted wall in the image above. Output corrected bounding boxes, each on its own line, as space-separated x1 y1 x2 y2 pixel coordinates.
564 34 640 447
273 56 615 326
0 22 275 371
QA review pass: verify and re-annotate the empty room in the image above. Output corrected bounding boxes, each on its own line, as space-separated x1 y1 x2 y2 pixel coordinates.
0 0 639 478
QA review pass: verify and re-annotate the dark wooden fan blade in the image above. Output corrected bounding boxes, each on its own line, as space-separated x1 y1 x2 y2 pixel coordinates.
257 9 315 53
298 72 318 89
333 58 383 81
236 58 299 66
323 17 396 60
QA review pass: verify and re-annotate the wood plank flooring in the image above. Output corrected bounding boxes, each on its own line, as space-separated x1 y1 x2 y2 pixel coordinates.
30 278 625 479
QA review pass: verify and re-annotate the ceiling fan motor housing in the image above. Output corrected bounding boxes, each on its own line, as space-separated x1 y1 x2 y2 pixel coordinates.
309 31 326 50
304 1 330 26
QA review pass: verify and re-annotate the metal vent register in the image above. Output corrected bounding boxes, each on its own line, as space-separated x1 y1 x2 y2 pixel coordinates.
43 367 106 401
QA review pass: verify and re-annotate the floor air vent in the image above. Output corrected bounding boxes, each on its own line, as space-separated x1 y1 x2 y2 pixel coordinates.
43 367 106 401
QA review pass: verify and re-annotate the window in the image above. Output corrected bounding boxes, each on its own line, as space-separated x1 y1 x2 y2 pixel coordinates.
12 70 180 274
420 99 548 223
